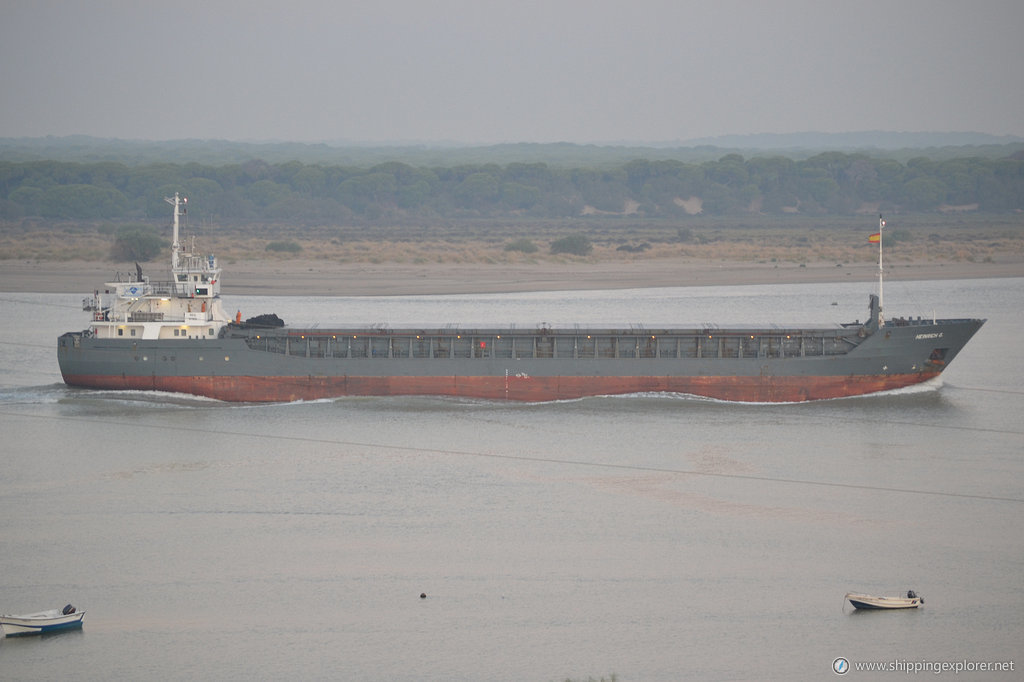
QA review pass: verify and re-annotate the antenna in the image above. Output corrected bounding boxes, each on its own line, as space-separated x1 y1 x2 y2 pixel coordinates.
877 214 885 327
164 193 187 270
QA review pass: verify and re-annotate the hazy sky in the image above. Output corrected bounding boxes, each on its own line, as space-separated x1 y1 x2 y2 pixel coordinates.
3 0 1022 144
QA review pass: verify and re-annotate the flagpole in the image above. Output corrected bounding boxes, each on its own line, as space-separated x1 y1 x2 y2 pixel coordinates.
878 214 885 327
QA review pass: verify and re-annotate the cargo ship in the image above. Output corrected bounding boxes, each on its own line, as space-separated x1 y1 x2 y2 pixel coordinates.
57 194 985 403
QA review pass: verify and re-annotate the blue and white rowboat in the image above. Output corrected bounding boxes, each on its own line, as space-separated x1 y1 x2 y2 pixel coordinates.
1 606 85 637
845 591 923 610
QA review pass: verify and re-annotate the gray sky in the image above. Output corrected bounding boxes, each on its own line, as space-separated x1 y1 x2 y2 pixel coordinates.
3 0 1022 144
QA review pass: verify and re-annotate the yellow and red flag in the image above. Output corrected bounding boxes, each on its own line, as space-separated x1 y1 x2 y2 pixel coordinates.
868 232 881 243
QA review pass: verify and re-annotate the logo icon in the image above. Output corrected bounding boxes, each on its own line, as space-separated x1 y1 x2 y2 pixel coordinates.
832 657 850 675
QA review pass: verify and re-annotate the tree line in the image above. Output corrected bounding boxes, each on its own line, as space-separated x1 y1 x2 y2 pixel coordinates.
1 151 1021 224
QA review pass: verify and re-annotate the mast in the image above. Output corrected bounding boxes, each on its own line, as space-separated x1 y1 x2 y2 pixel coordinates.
877 214 885 327
164 192 187 270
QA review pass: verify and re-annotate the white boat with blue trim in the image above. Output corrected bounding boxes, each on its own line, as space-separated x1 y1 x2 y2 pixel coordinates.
846 591 923 610
1 605 85 637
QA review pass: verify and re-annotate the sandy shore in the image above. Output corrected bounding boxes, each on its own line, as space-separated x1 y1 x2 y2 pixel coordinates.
1 258 1021 296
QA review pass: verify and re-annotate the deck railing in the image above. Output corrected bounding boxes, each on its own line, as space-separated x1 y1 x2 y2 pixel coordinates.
240 331 860 361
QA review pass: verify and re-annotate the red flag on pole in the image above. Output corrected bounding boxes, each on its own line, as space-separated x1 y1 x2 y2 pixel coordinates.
868 232 881 243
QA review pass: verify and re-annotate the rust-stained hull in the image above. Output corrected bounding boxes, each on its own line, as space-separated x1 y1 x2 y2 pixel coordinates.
57 295 985 404
60 370 942 403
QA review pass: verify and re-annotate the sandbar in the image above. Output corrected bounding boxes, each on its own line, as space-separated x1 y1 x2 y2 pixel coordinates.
1 258 1021 296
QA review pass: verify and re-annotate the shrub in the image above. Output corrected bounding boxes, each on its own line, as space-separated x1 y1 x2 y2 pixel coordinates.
504 238 538 253
265 240 303 253
550 234 592 256
110 225 167 261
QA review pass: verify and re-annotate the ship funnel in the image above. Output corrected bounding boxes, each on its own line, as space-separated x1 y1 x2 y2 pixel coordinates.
866 294 881 332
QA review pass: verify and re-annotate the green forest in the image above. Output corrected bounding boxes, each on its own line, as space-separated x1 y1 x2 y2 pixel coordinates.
2 149 1022 225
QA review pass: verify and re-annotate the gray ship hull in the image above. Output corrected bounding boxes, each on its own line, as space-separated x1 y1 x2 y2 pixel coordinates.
58 308 984 402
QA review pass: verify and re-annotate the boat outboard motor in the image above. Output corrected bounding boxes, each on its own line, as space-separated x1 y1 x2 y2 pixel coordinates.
906 590 923 603
62 603 76 615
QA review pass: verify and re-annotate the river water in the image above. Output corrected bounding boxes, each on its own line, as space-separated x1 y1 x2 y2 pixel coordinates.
1 278 1021 681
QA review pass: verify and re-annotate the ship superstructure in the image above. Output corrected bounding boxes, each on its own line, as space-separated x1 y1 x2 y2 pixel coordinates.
81 193 232 343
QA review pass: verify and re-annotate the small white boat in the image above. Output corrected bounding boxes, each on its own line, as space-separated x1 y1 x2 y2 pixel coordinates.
1 605 85 637
846 591 923 610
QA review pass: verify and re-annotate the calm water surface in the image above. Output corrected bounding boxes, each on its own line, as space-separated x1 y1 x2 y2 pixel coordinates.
1 278 1021 681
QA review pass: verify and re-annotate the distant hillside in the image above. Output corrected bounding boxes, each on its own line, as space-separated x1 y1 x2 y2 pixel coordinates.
678 131 1024 150
3 147 1022 223
1 133 1022 168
